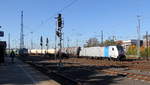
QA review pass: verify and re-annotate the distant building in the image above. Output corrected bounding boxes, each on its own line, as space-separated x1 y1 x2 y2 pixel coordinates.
122 39 143 51
143 35 150 47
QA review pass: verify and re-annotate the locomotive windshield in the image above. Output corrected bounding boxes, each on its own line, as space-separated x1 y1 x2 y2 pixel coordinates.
116 45 124 52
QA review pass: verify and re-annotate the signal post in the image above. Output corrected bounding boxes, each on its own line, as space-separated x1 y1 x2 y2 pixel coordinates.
56 13 64 67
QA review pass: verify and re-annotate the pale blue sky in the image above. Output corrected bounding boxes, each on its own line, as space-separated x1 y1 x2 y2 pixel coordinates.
0 0 150 49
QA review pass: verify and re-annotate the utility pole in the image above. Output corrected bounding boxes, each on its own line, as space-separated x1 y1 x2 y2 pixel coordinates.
8 33 10 55
46 38 49 54
146 31 149 60
76 39 78 47
56 13 64 67
20 11 24 49
137 15 141 58
101 30 103 45
67 37 70 47
40 36 43 55
55 20 57 60
30 32 33 53
63 32 64 48
112 36 115 41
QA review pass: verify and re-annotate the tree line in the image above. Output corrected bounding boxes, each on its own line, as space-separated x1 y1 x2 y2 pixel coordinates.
126 45 150 58
84 37 150 58
84 37 122 47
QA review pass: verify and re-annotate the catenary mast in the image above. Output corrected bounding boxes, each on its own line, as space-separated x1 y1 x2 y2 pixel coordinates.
20 11 24 49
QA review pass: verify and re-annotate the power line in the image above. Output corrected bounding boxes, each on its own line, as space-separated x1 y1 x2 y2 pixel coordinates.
25 0 79 40
18 0 78 50
36 0 79 30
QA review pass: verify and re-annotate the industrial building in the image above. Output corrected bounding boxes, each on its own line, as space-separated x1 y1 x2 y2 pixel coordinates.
122 39 143 51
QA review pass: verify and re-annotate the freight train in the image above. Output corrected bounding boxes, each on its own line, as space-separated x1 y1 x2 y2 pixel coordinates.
29 45 125 60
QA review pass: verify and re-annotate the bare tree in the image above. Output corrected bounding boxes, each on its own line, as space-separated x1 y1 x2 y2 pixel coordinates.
84 38 100 47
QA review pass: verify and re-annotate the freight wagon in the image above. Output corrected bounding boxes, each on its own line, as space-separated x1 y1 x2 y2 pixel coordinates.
29 49 55 55
61 47 80 58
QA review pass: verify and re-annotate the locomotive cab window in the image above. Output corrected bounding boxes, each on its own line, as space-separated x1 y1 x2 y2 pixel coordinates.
117 45 124 52
112 48 114 51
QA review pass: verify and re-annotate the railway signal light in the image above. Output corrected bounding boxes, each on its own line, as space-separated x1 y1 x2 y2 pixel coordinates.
40 36 43 46
46 38 49 46
57 14 62 28
56 30 60 37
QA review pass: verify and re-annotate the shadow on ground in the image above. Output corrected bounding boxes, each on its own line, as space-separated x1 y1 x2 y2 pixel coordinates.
0 56 58 85
18 55 129 85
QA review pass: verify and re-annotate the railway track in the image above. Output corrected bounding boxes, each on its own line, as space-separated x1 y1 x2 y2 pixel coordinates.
17 56 80 85
18 56 150 85
100 69 150 83
22 59 122 85
27 62 80 85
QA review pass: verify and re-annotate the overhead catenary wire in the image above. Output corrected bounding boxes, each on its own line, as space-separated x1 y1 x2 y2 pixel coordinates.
24 0 78 47
30 0 79 34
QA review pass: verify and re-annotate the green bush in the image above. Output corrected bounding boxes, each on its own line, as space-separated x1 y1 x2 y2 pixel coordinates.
127 45 150 58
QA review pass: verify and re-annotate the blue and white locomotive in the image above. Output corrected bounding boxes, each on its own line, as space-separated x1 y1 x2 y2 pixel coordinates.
79 45 125 60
